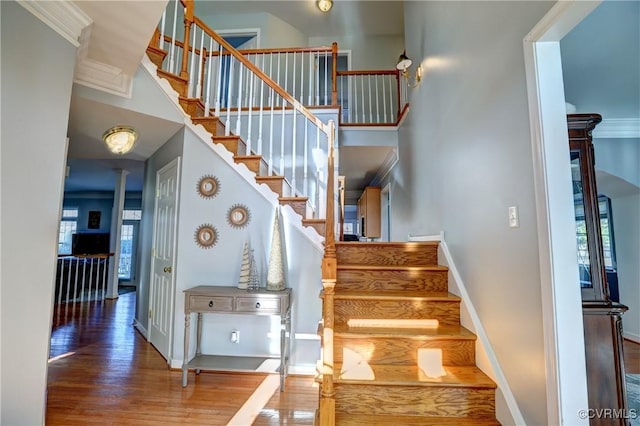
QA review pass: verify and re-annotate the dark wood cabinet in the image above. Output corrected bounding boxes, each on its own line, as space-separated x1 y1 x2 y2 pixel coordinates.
568 114 629 425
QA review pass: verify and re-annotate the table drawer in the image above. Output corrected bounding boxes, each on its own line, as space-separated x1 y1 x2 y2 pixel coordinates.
236 297 281 314
189 295 233 312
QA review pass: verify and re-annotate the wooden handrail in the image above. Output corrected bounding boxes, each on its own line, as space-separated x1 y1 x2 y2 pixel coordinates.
337 69 399 76
210 46 333 57
192 16 328 132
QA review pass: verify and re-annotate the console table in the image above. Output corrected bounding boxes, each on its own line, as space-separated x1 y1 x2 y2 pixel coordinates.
182 285 292 391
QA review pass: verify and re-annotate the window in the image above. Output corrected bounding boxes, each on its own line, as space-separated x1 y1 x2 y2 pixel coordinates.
58 208 78 255
574 196 616 272
119 209 141 280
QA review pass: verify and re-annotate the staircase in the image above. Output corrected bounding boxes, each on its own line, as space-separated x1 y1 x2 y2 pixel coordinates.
146 43 326 237
319 241 500 425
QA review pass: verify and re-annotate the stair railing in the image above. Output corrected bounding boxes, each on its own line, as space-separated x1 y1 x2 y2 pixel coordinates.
150 0 334 215
336 69 407 126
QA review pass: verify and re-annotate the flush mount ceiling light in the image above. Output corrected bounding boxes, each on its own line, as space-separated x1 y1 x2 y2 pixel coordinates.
317 0 333 12
102 125 138 155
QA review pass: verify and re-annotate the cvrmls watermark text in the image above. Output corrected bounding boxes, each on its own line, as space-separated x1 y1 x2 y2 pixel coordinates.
578 408 637 420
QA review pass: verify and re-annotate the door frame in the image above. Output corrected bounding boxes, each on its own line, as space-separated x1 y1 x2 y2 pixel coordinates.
148 156 181 364
523 2 601 424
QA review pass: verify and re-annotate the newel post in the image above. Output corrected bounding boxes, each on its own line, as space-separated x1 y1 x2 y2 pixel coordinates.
180 0 194 80
319 120 337 426
331 42 338 106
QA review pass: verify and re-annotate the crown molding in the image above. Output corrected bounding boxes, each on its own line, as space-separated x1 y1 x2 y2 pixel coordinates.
74 59 134 98
17 0 91 47
370 148 398 187
593 118 640 139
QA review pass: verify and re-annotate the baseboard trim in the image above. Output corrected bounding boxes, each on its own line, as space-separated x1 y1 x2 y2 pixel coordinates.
624 332 640 344
439 239 525 425
133 319 148 339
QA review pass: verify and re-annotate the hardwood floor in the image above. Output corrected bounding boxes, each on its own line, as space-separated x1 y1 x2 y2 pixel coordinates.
47 293 318 425
624 338 640 374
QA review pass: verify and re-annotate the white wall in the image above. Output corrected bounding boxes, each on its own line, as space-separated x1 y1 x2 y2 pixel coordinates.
202 12 307 48
391 2 554 425
1 2 77 424
137 129 185 335
309 34 404 70
611 194 640 342
592 137 640 340
169 127 323 371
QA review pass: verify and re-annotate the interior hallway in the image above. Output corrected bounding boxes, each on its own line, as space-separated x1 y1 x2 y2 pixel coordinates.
47 293 318 425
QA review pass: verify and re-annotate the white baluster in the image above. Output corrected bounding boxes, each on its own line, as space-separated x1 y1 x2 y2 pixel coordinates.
188 25 197 97
339 75 344 122
226 58 234 135
258 54 265 155
280 103 286 176
315 52 320 105
382 75 388 123
204 37 213 117
276 53 281 106
284 52 289 97
195 26 205 100
80 258 87 303
324 51 328 105
360 75 365 124
235 64 244 136
246 69 254 156
159 10 166 51
303 119 309 197
73 257 79 302
269 53 274 106
308 53 314 106
368 75 373 123
300 51 305 103
57 258 64 305
66 256 73 303
291 108 297 194
101 257 108 301
375 75 380 123
215 45 223 117
268 89 275 176
168 0 178 73
292 52 297 101
388 74 394 122
89 258 94 301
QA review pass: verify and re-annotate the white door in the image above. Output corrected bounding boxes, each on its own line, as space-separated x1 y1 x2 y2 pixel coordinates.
149 157 180 362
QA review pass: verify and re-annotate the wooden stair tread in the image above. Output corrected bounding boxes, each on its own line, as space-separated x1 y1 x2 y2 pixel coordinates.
334 323 476 339
255 175 285 181
233 154 262 160
332 290 460 301
334 364 496 388
279 196 309 201
303 218 325 223
334 413 500 425
338 265 448 272
336 241 440 248
212 135 240 140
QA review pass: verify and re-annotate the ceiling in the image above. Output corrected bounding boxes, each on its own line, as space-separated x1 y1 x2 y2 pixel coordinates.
64 1 637 202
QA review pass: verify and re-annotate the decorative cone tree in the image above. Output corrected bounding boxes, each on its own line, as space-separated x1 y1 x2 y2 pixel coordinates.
266 207 285 291
238 240 250 289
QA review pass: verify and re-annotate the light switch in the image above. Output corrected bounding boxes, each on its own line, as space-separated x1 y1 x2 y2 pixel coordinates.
508 206 519 228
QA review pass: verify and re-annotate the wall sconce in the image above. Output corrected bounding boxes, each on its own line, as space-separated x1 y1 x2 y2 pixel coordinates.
102 125 138 155
317 0 333 12
395 50 413 79
414 65 422 86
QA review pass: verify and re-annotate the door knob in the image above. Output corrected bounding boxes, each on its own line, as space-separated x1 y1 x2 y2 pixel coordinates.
163 266 172 273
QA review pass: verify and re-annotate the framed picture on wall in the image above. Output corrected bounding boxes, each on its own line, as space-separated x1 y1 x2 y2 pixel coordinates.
88 211 101 229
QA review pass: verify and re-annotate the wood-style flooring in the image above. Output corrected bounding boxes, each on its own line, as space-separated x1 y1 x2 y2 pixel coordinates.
624 338 640 374
46 292 640 425
46 292 318 425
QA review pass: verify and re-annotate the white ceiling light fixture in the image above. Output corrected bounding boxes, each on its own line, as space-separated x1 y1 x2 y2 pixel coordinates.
317 0 333 13
102 125 138 155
